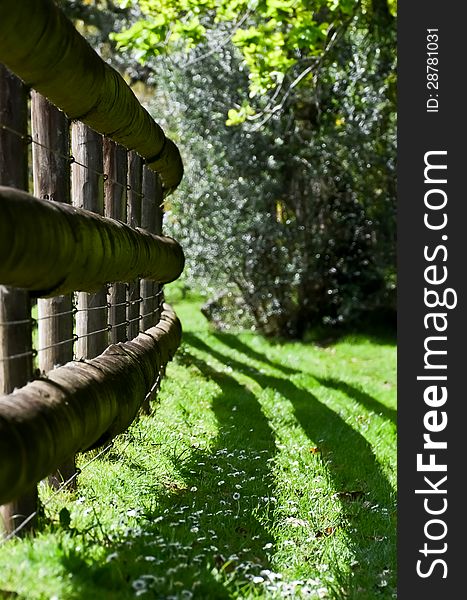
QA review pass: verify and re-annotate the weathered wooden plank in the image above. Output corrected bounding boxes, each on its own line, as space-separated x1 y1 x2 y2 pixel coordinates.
140 168 165 331
72 123 108 360
104 139 127 344
140 168 165 413
31 92 76 490
127 152 143 341
0 305 182 506
154 176 164 326
32 93 74 371
0 64 36 535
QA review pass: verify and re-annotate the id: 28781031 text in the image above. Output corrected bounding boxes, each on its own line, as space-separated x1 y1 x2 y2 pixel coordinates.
426 28 439 113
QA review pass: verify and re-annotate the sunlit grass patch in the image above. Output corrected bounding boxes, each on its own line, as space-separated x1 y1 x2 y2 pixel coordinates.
0 295 396 599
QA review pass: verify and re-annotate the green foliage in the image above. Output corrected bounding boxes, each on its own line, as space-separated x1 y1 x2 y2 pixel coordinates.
151 19 396 336
63 0 396 337
0 297 396 599
113 0 396 109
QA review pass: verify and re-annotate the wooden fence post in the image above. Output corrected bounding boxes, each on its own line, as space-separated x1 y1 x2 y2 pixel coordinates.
139 168 164 414
154 177 164 325
31 91 76 489
0 65 36 535
127 151 143 341
72 123 108 359
104 139 128 344
141 167 164 330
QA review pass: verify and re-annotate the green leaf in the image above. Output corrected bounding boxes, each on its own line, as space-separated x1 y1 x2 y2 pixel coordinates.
226 108 245 126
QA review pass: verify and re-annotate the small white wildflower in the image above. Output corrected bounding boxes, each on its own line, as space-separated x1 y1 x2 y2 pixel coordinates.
233 492 241 500
106 552 119 562
252 576 264 584
263 542 273 550
190 526 199 533
218 480 225 486
132 579 147 591
235 484 242 489
190 486 198 492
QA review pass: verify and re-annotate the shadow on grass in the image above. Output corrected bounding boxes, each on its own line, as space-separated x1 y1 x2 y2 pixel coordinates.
60 353 278 599
215 334 396 426
184 332 397 598
57 329 395 600
300 312 397 349
308 376 396 427
211 333 300 376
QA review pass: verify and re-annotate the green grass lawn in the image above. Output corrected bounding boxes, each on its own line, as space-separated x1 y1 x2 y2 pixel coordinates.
0 295 396 600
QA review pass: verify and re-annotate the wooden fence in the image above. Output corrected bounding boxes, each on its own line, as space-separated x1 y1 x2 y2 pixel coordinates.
0 0 184 536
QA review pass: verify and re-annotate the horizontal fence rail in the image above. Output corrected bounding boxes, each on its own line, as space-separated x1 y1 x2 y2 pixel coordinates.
0 0 185 535
0 305 181 506
0 186 185 295
0 0 183 195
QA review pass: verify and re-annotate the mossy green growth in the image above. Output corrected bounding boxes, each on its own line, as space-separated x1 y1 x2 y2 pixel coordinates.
0 293 396 599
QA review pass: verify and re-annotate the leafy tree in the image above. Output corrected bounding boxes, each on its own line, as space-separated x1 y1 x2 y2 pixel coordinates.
66 0 397 337
113 0 395 121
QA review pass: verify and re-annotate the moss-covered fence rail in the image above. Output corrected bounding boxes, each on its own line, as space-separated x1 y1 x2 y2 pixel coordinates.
0 0 185 535
0 0 183 195
0 187 184 296
0 306 182 507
